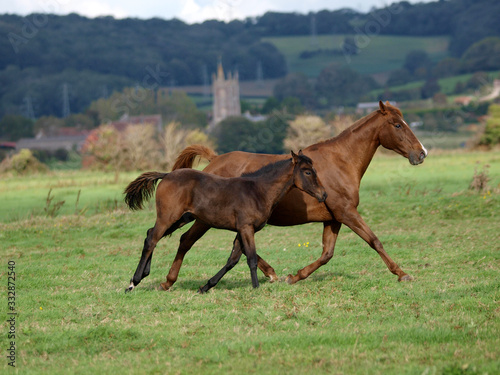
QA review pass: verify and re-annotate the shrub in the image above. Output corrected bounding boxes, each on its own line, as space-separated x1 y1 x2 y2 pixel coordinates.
0 149 48 175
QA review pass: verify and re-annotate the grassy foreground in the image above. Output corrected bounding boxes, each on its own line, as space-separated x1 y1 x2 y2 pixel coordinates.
1 150 499 374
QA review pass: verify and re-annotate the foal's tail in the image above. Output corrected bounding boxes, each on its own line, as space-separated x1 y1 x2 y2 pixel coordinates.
172 144 217 171
124 172 167 211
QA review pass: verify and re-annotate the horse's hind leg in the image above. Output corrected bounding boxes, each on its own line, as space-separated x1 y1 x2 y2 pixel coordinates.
198 235 244 293
286 220 341 284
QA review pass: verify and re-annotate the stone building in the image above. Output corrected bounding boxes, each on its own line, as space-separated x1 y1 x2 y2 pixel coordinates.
212 61 241 126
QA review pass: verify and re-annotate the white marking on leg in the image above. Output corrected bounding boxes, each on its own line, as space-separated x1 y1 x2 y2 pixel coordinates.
128 282 135 291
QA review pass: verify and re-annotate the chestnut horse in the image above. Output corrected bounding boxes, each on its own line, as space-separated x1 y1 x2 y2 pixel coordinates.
124 151 326 292
161 101 428 290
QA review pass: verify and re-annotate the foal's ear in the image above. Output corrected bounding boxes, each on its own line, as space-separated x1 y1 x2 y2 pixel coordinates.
291 150 299 164
379 100 387 115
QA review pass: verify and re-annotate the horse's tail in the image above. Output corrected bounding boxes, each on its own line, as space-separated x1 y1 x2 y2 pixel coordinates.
124 172 168 211
172 144 217 171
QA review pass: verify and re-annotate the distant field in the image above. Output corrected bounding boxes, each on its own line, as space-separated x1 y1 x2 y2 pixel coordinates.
263 35 450 77
0 150 499 374
370 71 500 98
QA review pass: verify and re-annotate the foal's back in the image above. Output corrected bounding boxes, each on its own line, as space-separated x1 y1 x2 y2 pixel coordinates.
156 169 269 231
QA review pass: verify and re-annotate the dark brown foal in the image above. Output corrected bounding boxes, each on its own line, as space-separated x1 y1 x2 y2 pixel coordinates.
124 151 327 292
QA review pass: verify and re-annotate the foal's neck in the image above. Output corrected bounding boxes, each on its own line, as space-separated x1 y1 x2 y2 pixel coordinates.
252 160 295 207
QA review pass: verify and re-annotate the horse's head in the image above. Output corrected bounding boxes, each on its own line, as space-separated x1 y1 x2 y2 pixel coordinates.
291 150 328 202
377 101 428 165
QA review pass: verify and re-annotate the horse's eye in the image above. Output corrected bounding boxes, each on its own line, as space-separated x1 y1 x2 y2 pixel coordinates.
304 171 312 176
395 124 402 129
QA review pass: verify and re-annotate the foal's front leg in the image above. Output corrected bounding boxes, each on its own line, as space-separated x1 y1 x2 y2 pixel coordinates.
198 235 244 293
239 226 260 288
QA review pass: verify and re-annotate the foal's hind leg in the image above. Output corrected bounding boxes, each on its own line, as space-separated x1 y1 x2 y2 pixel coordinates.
198 235 244 293
126 219 172 292
160 220 211 290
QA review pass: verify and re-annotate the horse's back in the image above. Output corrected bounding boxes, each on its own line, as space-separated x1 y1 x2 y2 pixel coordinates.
204 151 288 177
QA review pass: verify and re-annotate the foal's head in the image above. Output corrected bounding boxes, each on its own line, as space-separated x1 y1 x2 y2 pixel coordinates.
291 151 327 202
377 101 428 165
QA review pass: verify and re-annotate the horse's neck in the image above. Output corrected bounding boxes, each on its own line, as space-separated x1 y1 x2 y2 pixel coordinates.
328 115 381 180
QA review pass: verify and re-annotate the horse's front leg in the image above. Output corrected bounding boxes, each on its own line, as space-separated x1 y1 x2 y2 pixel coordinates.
340 207 412 281
286 220 342 284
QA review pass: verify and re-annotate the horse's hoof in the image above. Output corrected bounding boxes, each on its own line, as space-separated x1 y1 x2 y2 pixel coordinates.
198 286 207 294
269 274 278 283
285 274 296 284
399 274 414 282
159 282 170 291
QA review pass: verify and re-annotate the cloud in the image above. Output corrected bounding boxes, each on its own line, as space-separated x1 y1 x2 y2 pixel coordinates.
60 1 129 19
0 0 433 22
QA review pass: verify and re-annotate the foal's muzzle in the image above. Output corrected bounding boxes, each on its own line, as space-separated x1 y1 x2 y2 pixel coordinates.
317 191 328 203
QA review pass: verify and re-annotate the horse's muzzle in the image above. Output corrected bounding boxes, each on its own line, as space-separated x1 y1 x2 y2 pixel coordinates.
409 150 427 165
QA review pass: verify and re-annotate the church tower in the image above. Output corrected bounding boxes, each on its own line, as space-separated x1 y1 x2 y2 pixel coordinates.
212 61 241 125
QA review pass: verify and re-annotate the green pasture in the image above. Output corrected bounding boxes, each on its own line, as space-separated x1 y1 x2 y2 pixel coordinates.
369 71 500 98
1 150 499 374
263 35 450 77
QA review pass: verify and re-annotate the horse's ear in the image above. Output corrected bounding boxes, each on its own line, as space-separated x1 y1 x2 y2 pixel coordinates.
379 100 387 114
298 150 304 156
291 150 299 164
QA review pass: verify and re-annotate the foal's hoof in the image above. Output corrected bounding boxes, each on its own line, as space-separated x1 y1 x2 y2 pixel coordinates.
125 283 135 293
398 274 414 282
197 286 208 294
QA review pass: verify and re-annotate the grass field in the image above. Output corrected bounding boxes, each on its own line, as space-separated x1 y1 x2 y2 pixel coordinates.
263 35 450 77
1 150 499 374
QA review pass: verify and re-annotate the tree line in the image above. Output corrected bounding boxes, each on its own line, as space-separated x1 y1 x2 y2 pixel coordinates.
0 0 499 121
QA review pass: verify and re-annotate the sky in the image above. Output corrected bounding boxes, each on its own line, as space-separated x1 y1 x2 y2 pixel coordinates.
1 0 434 23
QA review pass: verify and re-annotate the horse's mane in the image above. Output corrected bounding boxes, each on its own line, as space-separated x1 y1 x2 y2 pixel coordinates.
241 158 292 178
311 103 403 147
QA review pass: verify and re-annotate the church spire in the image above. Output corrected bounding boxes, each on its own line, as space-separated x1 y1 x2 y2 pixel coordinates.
217 57 224 80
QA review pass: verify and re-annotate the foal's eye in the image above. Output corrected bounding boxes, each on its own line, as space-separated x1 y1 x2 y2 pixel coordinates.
395 124 402 129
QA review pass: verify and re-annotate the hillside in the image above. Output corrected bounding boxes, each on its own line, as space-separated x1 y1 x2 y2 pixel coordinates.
0 0 500 119
263 35 450 78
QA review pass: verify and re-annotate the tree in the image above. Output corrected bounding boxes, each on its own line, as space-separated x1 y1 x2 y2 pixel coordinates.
403 50 432 77
273 73 316 109
432 57 461 78
214 115 288 154
0 115 34 141
315 65 378 107
421 78 441 99
461 37 500 73
479 104 500 147
284 115 331 151
387 69 412 86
